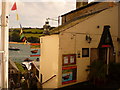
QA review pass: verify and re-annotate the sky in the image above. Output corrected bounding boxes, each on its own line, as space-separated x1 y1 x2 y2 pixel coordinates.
9 1 76 28
4 0 116 28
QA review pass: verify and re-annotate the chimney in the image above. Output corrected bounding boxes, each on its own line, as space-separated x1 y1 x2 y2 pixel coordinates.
76 0 88 9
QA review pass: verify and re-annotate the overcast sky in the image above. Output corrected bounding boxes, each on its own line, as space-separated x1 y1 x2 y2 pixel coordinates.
1 0 119 28
9 2 76 28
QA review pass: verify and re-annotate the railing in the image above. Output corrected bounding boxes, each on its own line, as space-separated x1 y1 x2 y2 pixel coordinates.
42 75 56 85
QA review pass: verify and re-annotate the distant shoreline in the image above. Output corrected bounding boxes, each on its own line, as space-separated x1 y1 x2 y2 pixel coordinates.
9 42 40 45
9 42 29 44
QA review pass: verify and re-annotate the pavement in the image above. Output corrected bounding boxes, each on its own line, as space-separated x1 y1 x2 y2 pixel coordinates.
57 81 120 90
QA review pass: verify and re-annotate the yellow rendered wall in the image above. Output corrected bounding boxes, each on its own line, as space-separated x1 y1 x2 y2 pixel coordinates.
58 6 119 88
40 5 119 88
40 35 59 88
118 3 120 62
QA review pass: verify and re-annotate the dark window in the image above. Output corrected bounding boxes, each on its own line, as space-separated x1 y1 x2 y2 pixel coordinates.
82 48 89 57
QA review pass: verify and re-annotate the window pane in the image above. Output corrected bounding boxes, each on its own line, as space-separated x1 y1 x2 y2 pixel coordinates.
82 48 89 57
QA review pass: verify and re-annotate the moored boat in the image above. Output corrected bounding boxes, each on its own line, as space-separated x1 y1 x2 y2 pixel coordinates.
9 47 20 51
31 50 38 53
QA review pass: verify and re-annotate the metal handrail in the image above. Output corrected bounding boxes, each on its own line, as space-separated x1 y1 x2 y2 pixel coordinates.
42 75 56 85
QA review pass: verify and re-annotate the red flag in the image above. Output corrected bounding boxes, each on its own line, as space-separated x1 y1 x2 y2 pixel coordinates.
11 2 17 10
22 37 26 42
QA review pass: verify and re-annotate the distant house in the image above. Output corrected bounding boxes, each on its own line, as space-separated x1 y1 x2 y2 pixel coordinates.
9 60 19 74
9 60 20 84
30 61 42 88
40 2 120 88
30 61 40 81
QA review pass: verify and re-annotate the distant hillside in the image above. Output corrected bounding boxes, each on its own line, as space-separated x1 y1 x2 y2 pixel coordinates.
9 28 44 43
9 28 44 38
9 27 55 43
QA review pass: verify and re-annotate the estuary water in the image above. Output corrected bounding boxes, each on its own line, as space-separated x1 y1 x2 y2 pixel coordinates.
9 43 40 63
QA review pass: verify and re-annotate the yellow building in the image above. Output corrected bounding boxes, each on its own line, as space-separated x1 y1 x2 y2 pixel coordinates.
40 2 120 88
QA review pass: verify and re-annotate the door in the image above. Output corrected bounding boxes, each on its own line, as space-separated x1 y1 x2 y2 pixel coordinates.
90 48 99 64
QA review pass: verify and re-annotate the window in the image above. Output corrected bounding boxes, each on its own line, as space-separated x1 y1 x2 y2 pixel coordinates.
82 48 89 57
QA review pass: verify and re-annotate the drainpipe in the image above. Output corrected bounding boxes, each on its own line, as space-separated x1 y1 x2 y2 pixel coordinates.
107 48 110 75
0 0 9 88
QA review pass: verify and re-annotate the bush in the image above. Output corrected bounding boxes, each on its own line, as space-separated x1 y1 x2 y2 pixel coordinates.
27 36 40 43
88 60 107 86
23 31 32 33
10 32 21 42
109 63 120 81
15 62 27 74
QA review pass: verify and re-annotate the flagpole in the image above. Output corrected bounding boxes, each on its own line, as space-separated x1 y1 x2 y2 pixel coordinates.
0 0 9 88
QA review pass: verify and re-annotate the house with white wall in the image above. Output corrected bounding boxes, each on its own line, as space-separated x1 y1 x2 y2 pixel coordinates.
40 2 120 88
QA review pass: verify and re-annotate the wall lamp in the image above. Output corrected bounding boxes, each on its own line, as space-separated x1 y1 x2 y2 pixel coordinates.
86 35 92 43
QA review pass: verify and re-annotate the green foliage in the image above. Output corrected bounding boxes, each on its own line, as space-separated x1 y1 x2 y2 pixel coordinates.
24 34 41 38
88 61 120 87
15 62 27 73
10 32 21 42
109 63 120 81
30 45 40 48
9 28 43 43
88 60 107 83
27 36 40 43
23 29 43 34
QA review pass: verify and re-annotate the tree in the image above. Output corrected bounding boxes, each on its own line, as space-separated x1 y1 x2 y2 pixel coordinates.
10 32 21 42
27 37 40 43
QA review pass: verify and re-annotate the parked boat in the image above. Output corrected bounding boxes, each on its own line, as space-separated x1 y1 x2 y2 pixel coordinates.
24 58 33 62
31 50 38 53
9 47 20 51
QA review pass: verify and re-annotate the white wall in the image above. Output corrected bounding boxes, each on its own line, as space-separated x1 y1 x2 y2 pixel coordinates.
40 35 59 88
40 5 119 88
60 5 119 61
58 5 119 87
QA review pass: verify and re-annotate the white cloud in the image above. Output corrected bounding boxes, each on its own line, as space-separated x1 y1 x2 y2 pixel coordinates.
9 2 75 28
8 0 75 2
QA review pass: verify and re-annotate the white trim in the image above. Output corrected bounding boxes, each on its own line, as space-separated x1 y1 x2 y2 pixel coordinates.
0 51 4 53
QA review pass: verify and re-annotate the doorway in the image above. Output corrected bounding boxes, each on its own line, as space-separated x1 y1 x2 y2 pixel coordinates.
90 47 115 64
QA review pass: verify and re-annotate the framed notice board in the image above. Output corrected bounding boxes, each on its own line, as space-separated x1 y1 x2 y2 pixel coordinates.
62 54 76 66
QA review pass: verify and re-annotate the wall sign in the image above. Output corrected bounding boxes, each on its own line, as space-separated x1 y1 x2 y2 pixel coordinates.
62 54 76 66
62 66 77 85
